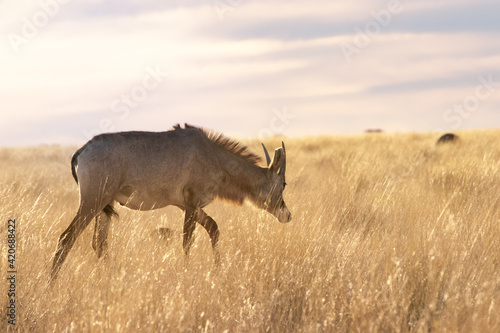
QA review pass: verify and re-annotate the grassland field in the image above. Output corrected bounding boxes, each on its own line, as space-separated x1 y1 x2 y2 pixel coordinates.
1 130 500 332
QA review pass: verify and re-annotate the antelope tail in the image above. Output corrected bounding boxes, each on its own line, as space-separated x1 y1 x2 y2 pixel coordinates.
71 147 85 184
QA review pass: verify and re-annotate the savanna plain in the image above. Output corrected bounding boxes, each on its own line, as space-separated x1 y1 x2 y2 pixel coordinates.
1 130 500 332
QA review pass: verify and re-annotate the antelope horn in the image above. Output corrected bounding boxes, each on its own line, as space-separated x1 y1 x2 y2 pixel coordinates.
262 143 271 166
280 141 286 175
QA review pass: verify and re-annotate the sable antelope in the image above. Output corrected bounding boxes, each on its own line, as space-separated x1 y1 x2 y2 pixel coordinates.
50 124 291 281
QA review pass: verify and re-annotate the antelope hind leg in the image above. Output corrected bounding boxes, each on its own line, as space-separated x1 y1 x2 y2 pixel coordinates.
50 209 95 282
92 209 112 258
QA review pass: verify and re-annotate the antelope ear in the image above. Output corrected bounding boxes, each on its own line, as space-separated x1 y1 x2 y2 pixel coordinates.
269 148 284 174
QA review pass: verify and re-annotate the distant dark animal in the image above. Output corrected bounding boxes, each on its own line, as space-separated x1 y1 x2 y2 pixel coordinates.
437 133 459 145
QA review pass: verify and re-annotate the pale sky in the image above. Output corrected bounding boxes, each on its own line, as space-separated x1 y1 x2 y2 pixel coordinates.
1 0 499 146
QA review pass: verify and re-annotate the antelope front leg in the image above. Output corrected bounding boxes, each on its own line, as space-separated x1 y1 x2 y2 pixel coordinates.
197 209 221 267
183 208 197 261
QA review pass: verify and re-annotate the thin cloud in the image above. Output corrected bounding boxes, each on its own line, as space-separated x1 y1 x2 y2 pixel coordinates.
1 0 499 146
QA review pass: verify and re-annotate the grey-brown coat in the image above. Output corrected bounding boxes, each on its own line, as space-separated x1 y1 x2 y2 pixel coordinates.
50 124 291 281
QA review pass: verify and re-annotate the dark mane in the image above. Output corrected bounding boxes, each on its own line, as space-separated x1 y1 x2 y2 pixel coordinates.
173 123 262 165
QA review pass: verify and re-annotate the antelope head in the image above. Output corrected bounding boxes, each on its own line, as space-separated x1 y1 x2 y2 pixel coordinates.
260 142 291 223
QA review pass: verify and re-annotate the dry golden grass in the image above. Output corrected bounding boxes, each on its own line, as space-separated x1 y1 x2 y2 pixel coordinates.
1 130 500 332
